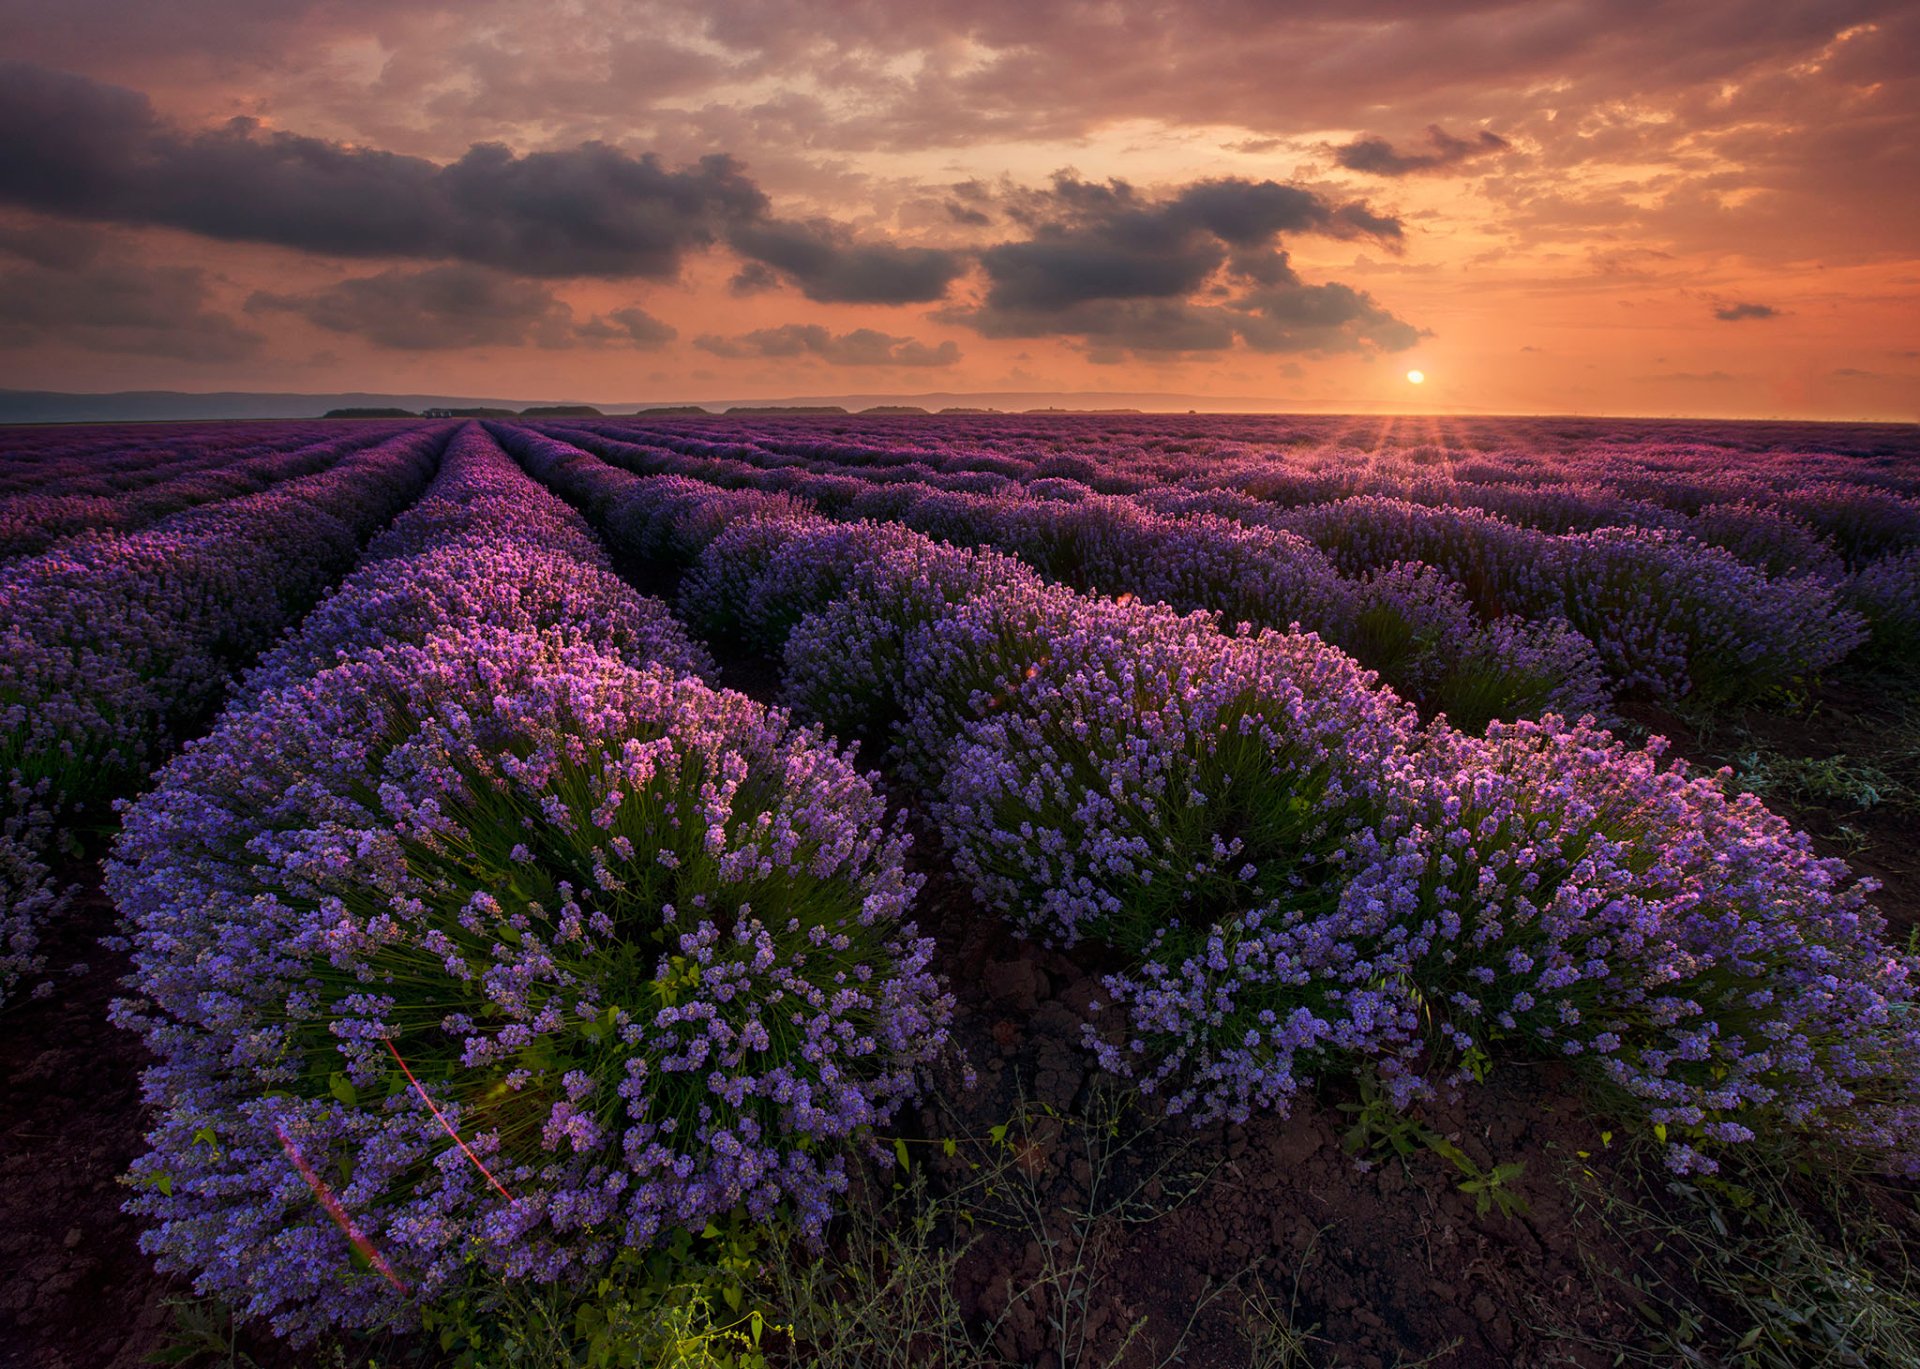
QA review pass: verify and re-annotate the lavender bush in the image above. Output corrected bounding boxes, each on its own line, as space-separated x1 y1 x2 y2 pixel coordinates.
1313 717 1920 1173
238 427 712 703
111 629 949 1340
935 611 1419 1117
0 427 442 1007
1846 548 1920 665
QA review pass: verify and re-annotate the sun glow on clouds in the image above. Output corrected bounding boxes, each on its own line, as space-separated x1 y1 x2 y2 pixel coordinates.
0 5 1914 417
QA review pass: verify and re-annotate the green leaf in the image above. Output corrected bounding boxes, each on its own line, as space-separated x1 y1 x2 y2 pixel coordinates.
328 1072 359 1108
941 1137 957 1158
893 1137 911 1169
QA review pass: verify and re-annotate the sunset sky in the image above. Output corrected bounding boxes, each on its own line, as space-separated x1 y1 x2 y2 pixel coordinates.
2 0 1916 418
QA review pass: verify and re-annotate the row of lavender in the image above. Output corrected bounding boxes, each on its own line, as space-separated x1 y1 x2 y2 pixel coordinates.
0 425 415 560
0 427 446 1006
552 408 1920 552
503 423 1858 718
509 429 1920 1184
552 415 1920 680
108 426 952 1341
0 421 295 493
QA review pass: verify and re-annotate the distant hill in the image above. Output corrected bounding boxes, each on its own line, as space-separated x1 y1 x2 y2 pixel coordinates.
15 385 1873 426
1 387 1378 424
725 405 850 415
0 389 562 424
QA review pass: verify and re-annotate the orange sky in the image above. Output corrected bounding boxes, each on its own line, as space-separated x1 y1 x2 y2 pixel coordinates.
1 1 1915 418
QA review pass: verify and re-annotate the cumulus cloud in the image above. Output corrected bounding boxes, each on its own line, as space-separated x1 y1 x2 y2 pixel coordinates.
1714 301 1780 321
0 61 962 298
574 305 678 347
726 219 966 303
0 63 771 278
0 224 261 360
953 172 1417 357
1332 124 1510 176
246 265 678 350
695 324 960 365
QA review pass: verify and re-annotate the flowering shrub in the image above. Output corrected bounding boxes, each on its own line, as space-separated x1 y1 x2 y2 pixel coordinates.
1846 549 1920 665
0 427 442 1007
1337 562 1609 732
894 576 1210 787
601 476 806 566
111 629 949 1340
240 428 713 703
781 542 1041 742
1552 527 1864 703
1312 717 1920 1172
674 510 834 642
1687 501 1844 579
0 427 385 560
0 814 68 1002
935 616 1419 1118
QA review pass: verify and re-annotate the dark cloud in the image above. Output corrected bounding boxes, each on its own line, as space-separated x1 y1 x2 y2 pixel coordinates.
246 265 678 350
953 172 1416 357
0 227 262 360
1333 124 1510 176
0 217 103 270
574 305 678 347
247 266 579 349
695 323 960 365
0 62 767 278
725 219 968 303
946 200 994 226
0 61 971 302
1714 301 1779 321
1236 280 1424 353
973 173 1398 317
957 278 1417 358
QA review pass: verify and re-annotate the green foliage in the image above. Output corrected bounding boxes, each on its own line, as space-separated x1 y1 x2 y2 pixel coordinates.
420 1214 787 1369
147 1299 264 1369
1339 1072 1530 1220
1547 1139 1920 1367
1731 748 1909 812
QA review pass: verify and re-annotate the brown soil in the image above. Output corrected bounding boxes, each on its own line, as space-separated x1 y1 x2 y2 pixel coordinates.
0 883 177 1369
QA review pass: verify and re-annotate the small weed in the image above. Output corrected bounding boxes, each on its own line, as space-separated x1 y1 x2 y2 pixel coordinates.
761 1078 1236 1368
1541 1137 1920 1367
1339 1072 1530 1220
1731 749 1908 812
148 1300 262 1369
1240 1227 1331 1368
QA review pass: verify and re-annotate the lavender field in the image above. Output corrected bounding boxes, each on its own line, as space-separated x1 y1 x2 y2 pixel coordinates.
4 413 1920 1367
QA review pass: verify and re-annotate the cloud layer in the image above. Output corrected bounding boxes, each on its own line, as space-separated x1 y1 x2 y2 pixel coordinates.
0 2 1913 417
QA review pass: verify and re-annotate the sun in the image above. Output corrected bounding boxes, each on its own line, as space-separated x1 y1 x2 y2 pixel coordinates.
1406 369 1426 384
